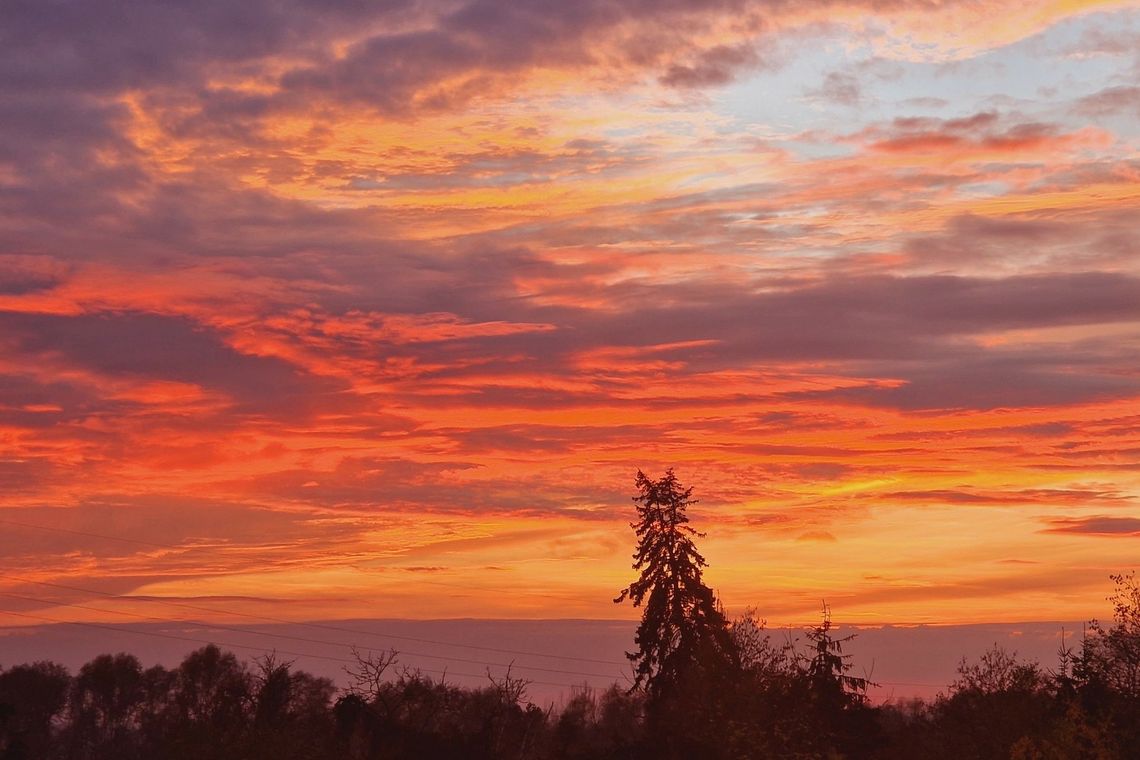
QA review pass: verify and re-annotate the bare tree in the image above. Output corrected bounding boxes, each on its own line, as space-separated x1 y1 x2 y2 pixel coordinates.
344 648 399 702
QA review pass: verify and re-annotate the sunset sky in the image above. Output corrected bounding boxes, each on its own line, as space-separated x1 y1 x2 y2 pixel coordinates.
2 0 1139 665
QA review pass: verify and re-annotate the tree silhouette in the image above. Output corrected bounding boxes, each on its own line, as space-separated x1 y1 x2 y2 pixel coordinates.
614 469 735 699
7 570 1140 759
0 661 70 759
805 602 872 706
1078 571 1140 699
66 653 146 759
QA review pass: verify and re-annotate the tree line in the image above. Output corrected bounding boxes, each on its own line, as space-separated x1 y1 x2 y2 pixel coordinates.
2 470 1139 758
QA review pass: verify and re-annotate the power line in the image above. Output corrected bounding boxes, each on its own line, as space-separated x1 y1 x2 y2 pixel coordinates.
0 608 598 690
0 518 610 605
0 590 623 681
396 575 610 605
0 573 627 667
0 521 951 691
0 603 946 692
0 607 356 668
0 518 201 550
0 522 629 667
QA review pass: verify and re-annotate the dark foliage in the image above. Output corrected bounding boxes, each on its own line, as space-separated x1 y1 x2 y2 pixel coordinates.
0 660 69 759
5 584 1140 759
874 573 1140 759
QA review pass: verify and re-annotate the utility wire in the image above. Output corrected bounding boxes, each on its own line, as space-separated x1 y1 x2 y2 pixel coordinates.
0 518 216 550
0 590 623 680
0 572 627 667
0 518 611 603
0 522 950 690
0 601 944 690
0 608 595 690
0 521 629 666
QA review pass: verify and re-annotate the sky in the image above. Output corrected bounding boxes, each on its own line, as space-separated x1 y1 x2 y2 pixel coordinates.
1 0 1139 660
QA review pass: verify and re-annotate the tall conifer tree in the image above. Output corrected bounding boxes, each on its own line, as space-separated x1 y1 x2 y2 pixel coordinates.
614 469 735 697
